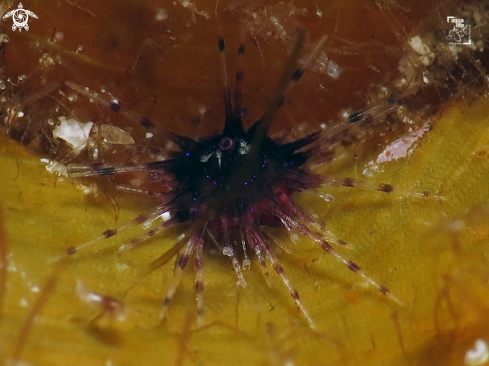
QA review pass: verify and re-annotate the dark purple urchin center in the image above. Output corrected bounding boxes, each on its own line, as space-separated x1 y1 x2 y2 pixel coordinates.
164 117 323 233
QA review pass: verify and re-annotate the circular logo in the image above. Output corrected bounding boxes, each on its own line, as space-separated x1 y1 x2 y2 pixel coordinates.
2 3 38 32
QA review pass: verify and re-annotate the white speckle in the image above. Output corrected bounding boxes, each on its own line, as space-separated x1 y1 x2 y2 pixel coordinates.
142 218 155 230
242 259 251 270
176 0 209 20
319 193 335 202
17 111 24 117
465 339 489 366
76 183 99 196
53 116 93 154
364 119 430 176
341 110 351 119
290 233 300 244
31 286 40 293
222 246 234 256
326 59 343 79
39 53 55 68
316 52 343 79
111 98 119 105
100 124 135 145
116 263 130 271
408 35 434 66
155 8 167 20
54 32 64 41
423 74 429 83
20 298 28 307
159 212 171 222
198 105 207 115
146 132 153 139
177 233 186 241
76 280 102 304
43 159 68 177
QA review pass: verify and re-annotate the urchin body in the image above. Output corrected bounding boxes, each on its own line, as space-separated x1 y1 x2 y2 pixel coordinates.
169 123 321 234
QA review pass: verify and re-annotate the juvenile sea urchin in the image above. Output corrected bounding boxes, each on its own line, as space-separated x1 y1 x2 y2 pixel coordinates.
57 27 405 329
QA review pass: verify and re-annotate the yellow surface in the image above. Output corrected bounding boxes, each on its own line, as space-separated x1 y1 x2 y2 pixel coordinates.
1 0 489 365
1 96 488 365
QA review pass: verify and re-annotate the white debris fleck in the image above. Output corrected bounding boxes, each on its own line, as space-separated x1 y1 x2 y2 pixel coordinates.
42 159 68 177
100 124 135 145
17 111 24 117
319 193 335 202
76 183 99 196
326 59 343 79
408 35 434 66
116 262 130 271
160 211 171 222
75 280 127 322
315 6 322 18
140 210 172 231
176 0 209 21
39 53 55 68
146 132 153 139
465 339 489 366
290 233 300 244
198 105 207 115
155 8 167 20
54 31 64 41
222 246 234 256
316 52 343 79
363 119 430 176
20 298 28 307
53 116 93 154
31 286 40 293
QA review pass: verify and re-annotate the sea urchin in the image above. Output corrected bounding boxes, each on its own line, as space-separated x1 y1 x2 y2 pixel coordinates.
60 28 402 329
